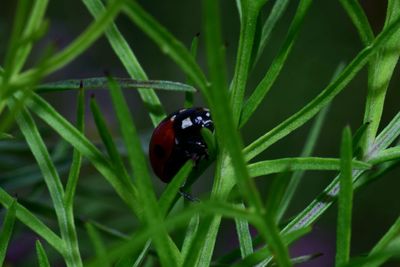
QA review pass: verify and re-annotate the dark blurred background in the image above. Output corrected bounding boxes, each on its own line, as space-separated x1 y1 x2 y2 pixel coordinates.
1 0 399 266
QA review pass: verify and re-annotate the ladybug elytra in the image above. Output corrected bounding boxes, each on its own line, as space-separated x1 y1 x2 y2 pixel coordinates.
149 107 214 183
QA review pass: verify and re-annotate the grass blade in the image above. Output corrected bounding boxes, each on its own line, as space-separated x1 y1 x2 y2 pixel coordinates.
264 172 292 221
230 1 262 124
232 226 311 267
83 0 165 126
0 199 17 266
36 240 51 267
107 75 182 266
159 161 193 216
203 0 262 216
36 77 196 93
12 0 50 76
252 0 291 66
15 106 83 267
184 33 200 108
368 111 400 157
335 127 353 266
64 85 84 207
235 202 254 258
86 223 110 267
240 0 313 127
10 0 124 88
2 0 30 80
15 107 66 222
276 104 330 222
363 216 400 267
28 94 139 214
248 157 370 178
122 1 208 94
89 95 133 189
368 146 400 164
362 0 400 153
244 14 400 161
181 215 200 259
339 0 374 45
0 188 64 254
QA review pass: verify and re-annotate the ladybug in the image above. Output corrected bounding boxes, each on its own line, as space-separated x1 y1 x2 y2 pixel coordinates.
149 107 214 183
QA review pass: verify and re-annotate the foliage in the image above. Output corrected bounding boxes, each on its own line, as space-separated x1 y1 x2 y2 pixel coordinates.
1 0 400 266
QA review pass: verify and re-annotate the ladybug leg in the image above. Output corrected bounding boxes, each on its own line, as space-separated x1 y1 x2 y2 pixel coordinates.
179 188 200 202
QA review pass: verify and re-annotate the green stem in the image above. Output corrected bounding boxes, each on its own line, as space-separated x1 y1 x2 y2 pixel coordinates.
230 1 261 125
363 0 400 155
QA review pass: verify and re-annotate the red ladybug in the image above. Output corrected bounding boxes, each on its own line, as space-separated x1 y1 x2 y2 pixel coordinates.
149 107 214 183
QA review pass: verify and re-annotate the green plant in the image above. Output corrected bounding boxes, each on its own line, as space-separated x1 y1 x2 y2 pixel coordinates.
1 0 400 266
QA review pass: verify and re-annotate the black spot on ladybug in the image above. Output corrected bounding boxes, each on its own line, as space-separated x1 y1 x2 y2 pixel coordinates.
154 144 165 158
149 107 214 183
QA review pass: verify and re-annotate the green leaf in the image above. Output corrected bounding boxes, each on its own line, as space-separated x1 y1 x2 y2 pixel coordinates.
87 206 198 267
203 0 263 217
265 172 292 221
28 94 140 214
248 157 370 177
252 0 291 66
230 1 262 125
122 1 208 95
159 161 194 216
86 220 129 240
363 216 400 267
339 0 374 46
10 0 124 88
244 14 400 161
0 89 33 133
362 0 400 153
232 226 312 267
2 0 30 81
15 105 83 267
0 188 64 254
352 121 370 157
240 0 313 127
235 203 254 258
64 85 84 208
185 33 200 108
107 75 182 266
11 0 50 76
15 106 66 224
86 223 110 267
278 110 400 256
36 240 51 267
369 146 400 164
0 199 17 266
335 127 353 267
369 111 400 156
201 127 217 158
276 104 330 222
181 215 200 260
36 77 196 93
83 0 165 126
89 96 133 190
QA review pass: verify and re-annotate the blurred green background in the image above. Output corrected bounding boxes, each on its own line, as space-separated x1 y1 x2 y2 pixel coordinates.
1 1 399 266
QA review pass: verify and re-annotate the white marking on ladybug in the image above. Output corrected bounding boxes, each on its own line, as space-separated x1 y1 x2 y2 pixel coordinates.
181 117 193 129
205 112 210 117
170 115 176 121
195 116 203 124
